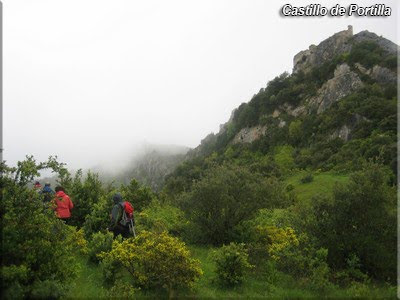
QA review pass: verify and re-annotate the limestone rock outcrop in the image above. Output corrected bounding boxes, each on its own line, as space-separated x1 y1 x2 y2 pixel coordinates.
293 26 398 74
231 125 267 144
370 65 397 84
308 63 363 114
293 26 353 74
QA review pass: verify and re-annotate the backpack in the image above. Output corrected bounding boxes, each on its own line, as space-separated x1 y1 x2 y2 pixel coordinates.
119 201 136 237
43 190 54 203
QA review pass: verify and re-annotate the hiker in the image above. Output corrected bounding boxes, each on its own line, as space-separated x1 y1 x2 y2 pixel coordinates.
33 181 42 193
52 186 74 224
108 193 133 238
41 182 54 204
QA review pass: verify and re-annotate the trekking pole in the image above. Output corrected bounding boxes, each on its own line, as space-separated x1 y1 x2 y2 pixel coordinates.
130 219 137 238
132 225 137 238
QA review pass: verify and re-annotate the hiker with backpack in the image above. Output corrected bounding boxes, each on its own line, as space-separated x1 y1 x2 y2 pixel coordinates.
40 182 54 204
52 186 74 224
33 181 42 193
108 193 136 238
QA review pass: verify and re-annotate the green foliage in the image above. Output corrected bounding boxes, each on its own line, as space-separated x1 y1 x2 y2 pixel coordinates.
289 119 303 145
300 173 313 183
274 145 296 174
87 231 115 263
211 243 252 286
30 279 69 299
347 41 391 69
136 200 188 236
68 171 104 227
100 255 123 287
120 178 155 212
100 231 202 295
179 164 291 245
0 157 79 298
309 162 396 282
83 194 115 238
107 280 139 299
307 248 334 292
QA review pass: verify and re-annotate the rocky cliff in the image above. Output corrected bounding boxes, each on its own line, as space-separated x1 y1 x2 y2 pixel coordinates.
188 26 397 156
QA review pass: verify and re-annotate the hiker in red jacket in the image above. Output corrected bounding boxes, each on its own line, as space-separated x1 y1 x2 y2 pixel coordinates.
52 186 74 224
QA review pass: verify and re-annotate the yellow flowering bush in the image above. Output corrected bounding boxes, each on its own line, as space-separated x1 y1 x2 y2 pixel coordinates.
66 227 88 255
255 225 299 260
99 231 202 295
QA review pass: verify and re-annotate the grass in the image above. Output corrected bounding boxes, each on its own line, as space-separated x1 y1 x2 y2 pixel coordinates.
285 171 349 202
66 256 107 299
65 246 397 299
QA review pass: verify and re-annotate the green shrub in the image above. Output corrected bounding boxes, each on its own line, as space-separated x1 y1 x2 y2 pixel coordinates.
300 173 313 183
30 280 68 299
68 171 105 227
310 163 396 282
83 191 116 238
274 145 296 174
179 164 290 245
120 178 155 212
100 255 123 287
136 200 188 236
87 231 115 263
212 242 252 286
1 157 79 298
308 248 334 293
107 280 139 299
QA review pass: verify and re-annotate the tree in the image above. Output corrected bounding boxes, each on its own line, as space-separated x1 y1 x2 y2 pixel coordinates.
120 178 155 212
310 163 396 282
68 171 104 227
179 164 291 245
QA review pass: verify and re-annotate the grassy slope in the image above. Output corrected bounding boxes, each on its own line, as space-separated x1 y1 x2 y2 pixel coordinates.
285 172 349 202
66 247 396 299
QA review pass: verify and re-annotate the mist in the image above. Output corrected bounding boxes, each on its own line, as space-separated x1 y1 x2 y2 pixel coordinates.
2 0 398 174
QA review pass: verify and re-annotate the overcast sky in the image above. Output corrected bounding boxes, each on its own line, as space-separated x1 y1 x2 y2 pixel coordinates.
2 0 398 170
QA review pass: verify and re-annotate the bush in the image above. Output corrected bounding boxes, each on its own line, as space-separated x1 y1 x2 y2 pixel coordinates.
68 171 105 227
212 243 252 286
100 255 123 287
179 164 291 245
300 173 314 183
83 195 114 238
308 248 334 293
274 145 296 174
87 231 115 263
310 162 396 282
136 200 188 237
0 157 79 298
100 231 202 297
107 280 139 299
120 178 155 212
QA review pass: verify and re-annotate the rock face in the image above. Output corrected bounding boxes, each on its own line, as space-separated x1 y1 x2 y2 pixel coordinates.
370 65 397 84
293 26 398 74
331 125 351 141
190 27 397 152
308 63 363 114
232 125 267 144
355 63 396 84
352 30 398 55
293 26 353 73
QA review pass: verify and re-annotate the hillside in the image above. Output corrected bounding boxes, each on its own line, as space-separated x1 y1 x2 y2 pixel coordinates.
2 26 397 299
164 25 397 194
